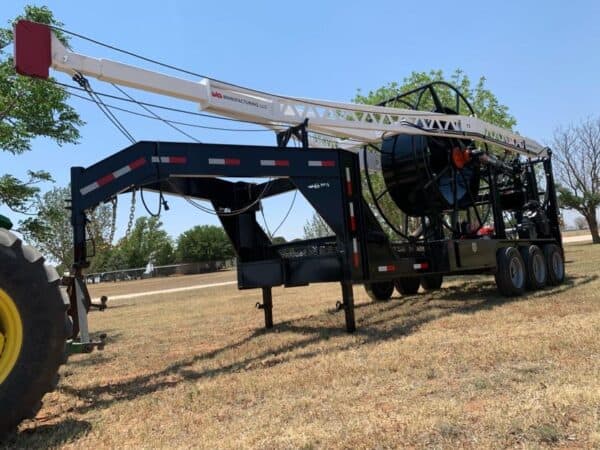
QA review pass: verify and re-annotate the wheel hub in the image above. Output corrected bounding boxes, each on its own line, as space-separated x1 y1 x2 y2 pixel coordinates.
552 252 564 278
0 288 23 384
509 258 524 287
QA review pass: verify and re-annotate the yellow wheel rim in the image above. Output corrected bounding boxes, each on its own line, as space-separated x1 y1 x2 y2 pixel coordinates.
0 288 23 384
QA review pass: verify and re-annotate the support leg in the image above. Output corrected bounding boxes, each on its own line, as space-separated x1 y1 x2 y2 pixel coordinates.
261 287 273 329
340 281 356 333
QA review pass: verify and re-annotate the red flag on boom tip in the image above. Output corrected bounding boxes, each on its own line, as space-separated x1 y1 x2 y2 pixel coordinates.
14 20 52 79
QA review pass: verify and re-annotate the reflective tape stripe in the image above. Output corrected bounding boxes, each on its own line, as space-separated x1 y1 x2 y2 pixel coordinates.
413 262 429 270
80 157 146 196
209 158 240 166
260 159 290 166
345 167 352 195
112 165 131 178
349 201 356 231
352 238 360 268
378 265 396 272
151 156 187 164
80 182 99 196
308 160 335 167
97 173 115 186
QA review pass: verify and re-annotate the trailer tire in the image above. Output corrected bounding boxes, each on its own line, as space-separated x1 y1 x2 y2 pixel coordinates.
544 244 565 286
420 274 443 291
364 281 394 301
494 246 526 297
520 245 547 290
0 229 71 434
394 277 421 295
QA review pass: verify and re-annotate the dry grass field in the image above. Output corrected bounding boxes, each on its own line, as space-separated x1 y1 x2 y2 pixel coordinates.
88 270 236 298
4 242 600 449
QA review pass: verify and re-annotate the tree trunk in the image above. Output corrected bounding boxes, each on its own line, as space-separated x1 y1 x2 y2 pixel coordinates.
587 213 600 244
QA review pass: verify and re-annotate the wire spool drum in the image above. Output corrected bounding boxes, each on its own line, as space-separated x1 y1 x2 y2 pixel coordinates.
381 133 480 217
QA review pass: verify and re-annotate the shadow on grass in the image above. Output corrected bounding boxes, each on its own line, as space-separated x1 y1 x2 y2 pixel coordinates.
1 419 91 449
58 273 597 416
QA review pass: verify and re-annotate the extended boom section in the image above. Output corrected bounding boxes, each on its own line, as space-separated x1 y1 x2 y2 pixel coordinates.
15 20 545 156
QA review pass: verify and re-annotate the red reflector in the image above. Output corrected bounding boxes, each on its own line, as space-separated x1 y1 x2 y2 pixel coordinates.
170 156 187 164
14 20 51 79
322 160 336 167
225 158 240 166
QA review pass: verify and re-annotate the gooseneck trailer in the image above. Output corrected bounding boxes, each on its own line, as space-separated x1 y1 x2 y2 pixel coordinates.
0 20 564 432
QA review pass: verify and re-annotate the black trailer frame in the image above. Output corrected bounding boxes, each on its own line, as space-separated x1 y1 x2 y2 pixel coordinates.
68 134 563 336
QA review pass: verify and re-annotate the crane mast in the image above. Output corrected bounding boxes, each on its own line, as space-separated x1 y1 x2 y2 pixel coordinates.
14 20 545 156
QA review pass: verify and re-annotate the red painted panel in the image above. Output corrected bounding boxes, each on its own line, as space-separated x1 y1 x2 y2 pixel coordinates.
14 20 51 79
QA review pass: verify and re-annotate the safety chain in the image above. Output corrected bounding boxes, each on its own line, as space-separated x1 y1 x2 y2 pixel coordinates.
125 189 136 239
108 197 117 245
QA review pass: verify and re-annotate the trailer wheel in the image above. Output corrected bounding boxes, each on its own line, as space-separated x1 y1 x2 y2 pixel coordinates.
544 244 565 286
364 281 394 301
420 274 443 291
394 277 421 295
494 246 526 297
0 229 71 434
520 245 547 290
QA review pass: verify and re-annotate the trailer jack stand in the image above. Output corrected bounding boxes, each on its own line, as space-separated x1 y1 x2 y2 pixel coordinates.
255 287 274 329
67 333 107 354
340 281 356 333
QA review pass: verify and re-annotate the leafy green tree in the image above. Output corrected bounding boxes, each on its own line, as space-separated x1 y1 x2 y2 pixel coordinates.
115 216 175 268
20 186 114 273
354 68 516 129
0 6 83 228
303 213 332 239
354 69 517 236
176 225 234 262
553 117 600 243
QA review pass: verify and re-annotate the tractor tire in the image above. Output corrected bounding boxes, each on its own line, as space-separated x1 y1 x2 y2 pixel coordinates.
494 246 526 297
420 274 443 291
364 281 394 301
394 277 421 295
520 245 547 290
0 229 71 434
544 244 565 286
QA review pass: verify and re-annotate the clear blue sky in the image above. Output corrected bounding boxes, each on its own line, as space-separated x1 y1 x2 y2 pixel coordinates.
3 0 599 240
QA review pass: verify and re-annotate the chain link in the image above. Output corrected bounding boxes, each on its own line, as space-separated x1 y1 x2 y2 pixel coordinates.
109 197 117 245
125 189 136 239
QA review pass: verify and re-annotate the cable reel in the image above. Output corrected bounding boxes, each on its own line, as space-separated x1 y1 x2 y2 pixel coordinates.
367 82 492 239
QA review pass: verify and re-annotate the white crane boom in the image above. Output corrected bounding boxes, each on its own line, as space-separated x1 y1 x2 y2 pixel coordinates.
14 20 546 156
